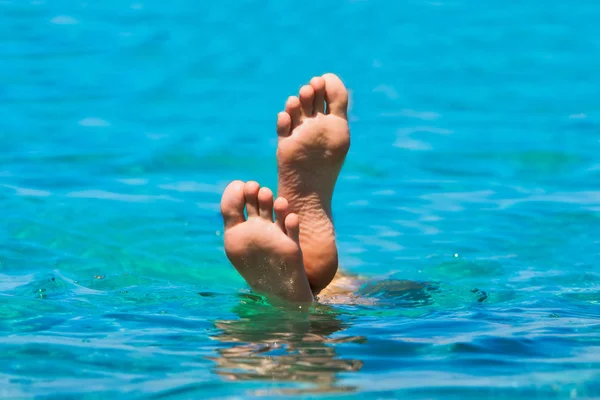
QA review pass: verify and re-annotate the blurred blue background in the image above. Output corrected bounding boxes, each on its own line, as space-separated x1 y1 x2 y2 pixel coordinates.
1 0 599 398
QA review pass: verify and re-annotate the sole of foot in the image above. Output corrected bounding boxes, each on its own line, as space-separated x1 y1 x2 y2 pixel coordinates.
276 73 350 293
221 180 314 304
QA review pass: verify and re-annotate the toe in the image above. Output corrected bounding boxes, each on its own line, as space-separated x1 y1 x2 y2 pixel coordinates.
299 85 315 117
273 196 289 232
276 112 291 137
284 213 301 244
322 73 348 118
243 181 260 218
258 187 274 221
220 180 246 229
310 76 326 114
285 96 302 130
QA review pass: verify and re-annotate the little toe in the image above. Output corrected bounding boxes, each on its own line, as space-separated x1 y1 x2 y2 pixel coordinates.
322 73 349 118
243 181 260 218
258 187 274 221
285 96 302 130
299 85 315 117
273 196 289 232
284 213 301 244
310 76 326 114
276 112 292 137
220 180 246 229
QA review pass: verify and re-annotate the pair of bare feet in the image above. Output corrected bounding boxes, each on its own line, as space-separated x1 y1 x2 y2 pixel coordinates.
220 73 350 304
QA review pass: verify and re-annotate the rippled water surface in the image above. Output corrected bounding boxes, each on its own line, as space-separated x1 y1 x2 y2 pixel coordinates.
2 0 600 398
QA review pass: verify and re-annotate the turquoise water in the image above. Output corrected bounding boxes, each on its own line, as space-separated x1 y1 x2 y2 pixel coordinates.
1 0 600 398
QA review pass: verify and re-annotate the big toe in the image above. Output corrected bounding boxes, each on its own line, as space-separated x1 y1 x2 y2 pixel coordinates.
322 73 349 118
220 180 246 229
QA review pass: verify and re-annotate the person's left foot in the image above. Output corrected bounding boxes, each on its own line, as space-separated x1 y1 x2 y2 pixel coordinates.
276 73 351 293
221 180 313 304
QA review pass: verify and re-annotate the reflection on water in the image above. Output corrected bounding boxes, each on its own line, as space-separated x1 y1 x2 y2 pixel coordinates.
209 295 365 395
208 281 441 395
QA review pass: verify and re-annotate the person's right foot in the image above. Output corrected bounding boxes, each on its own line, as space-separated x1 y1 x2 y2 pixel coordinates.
276 73 351 293
221 180 313 304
